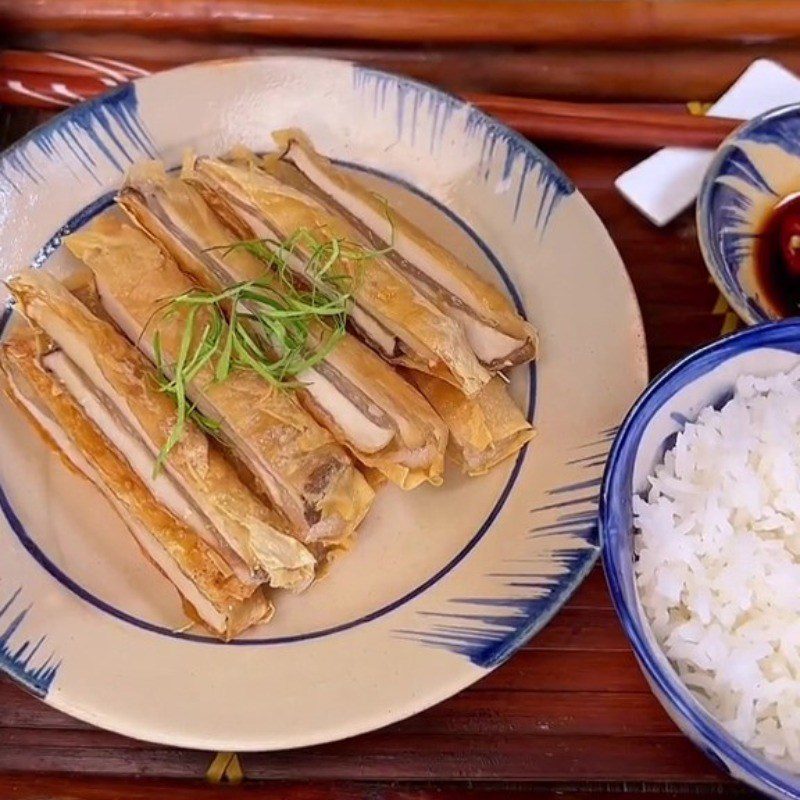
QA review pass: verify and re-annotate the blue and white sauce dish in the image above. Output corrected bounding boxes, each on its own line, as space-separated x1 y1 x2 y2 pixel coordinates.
0 57 646 749
602 319 800 799
698 102 800 324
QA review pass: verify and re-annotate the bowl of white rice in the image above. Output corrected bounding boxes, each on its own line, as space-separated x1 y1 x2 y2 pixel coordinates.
602 319 800 798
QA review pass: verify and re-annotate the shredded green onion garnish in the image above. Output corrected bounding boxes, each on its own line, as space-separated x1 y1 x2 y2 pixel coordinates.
151 223 391 470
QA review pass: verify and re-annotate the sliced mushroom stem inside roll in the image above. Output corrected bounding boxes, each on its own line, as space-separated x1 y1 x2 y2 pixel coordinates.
7 269 317 592
272 130 538 370
118 166 448 490
0 330 273 639
64 215 374 546
182 151 491 398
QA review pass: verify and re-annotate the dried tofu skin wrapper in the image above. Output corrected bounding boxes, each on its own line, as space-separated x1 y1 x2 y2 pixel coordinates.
64 216 373 548
182 151 490 398
0 332 273 639
318 334 447 489
273 130 537 370
119 167 448 490
411 373 535 476
8 269 316 592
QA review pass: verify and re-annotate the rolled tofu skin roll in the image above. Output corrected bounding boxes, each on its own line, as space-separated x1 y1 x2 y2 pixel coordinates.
64 216 374 547
411 373 535 476
7 269 316 592
119 167 448 490
272 129 537 370
0 332 273 639
182 151 490 398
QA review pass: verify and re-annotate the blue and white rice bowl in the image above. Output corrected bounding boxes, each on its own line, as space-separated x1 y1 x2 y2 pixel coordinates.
602 319 800 799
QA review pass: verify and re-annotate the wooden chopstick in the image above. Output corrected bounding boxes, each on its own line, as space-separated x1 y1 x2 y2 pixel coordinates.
490 112 735 149
2 0 800 45
0 55 739 150
470 95 739 148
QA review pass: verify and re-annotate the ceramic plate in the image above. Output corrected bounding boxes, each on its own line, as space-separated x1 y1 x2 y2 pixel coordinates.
0 57 646 750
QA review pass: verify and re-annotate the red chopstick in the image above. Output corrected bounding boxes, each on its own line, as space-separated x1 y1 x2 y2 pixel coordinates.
470 95 738 148
0 51 740 150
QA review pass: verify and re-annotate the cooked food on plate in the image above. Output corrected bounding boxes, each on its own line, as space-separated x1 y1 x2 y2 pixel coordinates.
182 148 492 397
411 373 535 477
0 324 274 640
65 216 374 551
273 130 538 370
117 163 448 490
8 268 316 591
635 368 800 769
1 130 537 639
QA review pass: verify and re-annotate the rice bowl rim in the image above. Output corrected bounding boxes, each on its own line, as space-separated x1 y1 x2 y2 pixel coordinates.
601 317 800 798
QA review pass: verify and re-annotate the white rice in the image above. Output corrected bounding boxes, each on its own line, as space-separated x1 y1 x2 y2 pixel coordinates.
635 365 800 769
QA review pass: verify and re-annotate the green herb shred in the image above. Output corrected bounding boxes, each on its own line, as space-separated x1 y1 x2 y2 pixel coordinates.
151 225 390 470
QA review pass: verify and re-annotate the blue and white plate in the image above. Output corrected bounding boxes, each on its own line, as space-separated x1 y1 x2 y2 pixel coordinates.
0 57 646 750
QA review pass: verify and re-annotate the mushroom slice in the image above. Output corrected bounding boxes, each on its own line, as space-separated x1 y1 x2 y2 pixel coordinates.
0 330 273 639
273 129 537 370
64 216 374 548
119 167 447 490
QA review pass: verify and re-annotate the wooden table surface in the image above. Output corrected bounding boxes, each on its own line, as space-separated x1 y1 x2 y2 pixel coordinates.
0 103 755 800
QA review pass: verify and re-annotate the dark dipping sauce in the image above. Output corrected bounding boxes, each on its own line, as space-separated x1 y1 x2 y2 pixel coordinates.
755 192 800 317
